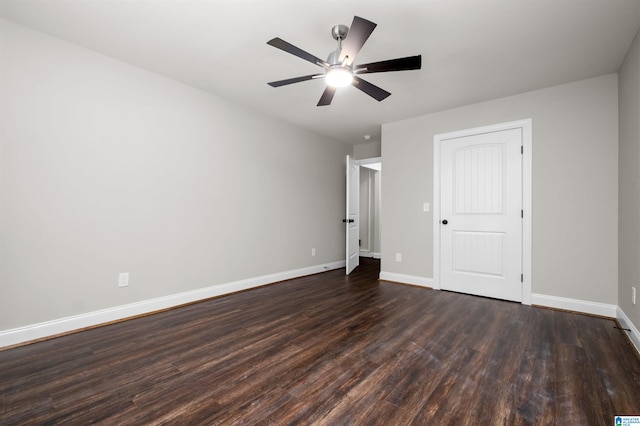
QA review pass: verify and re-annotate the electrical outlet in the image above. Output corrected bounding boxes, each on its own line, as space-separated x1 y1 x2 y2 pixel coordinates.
311 248 316 256
395 253 402 262
633 286 636 305
118 272 129 287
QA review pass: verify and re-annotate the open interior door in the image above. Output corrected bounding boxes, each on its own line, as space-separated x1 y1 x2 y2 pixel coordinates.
345 155 359 274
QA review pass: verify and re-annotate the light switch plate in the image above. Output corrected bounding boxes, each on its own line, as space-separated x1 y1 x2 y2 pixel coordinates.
118 272 129 287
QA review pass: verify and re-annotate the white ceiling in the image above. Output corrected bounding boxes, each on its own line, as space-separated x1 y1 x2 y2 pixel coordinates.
1 0 639 144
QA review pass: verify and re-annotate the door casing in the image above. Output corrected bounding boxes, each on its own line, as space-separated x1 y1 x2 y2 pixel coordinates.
433 119 532 305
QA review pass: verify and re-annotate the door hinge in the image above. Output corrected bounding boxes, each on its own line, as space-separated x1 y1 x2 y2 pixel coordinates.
521 274 524 283
521 210 523 218
521 145 524 154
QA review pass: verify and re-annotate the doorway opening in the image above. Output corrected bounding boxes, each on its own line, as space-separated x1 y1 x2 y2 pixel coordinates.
359 160 381 260
345 156 381 276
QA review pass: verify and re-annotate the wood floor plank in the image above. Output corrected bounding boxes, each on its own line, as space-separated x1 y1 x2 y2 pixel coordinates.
1 257 639 425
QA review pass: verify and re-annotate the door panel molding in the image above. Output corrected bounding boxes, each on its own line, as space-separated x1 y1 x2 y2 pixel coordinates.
433 119 532 305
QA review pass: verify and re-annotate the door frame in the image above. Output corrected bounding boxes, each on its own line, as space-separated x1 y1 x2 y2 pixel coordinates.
357 157 382 259
433 119 532 305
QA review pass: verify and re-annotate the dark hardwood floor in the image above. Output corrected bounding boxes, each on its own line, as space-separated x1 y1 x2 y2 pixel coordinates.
1 257 639 425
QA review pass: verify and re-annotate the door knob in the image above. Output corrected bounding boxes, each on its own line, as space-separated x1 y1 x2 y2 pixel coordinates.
441 219 448 225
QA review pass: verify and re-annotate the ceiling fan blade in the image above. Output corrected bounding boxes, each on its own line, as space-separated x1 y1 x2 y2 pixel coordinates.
339 16 377 66
268 74 324 87
317 86 337 106
267 38 329 68
351 76 391 102
355 55 422 74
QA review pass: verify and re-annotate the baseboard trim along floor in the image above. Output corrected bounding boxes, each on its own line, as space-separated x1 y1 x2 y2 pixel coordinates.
616 306 640 355
0 260 346 349
4 265 639 357
379 271 434 288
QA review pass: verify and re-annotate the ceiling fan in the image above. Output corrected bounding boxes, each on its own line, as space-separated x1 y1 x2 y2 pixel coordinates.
267 16 422 106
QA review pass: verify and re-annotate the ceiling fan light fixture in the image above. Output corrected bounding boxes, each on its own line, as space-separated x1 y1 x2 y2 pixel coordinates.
267 16 421 106
325 66 353 88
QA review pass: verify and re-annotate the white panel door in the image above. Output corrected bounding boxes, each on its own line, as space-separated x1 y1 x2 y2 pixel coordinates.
345 155 359 274
440 128 522 301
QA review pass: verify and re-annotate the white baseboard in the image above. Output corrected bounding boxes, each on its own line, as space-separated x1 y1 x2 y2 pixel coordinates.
0 260 345 349
531 293 618 318
359 251 381 259
379 271 434 288
617 306 640 355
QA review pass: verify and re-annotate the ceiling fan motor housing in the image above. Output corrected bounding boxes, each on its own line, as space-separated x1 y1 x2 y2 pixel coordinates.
327 49 347 66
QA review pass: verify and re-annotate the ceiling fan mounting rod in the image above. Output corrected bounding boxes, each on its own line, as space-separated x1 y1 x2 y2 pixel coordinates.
330 24 349 65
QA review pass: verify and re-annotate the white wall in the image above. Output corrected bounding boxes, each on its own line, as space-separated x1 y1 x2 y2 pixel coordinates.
0 20 350 333
353 141 381 160
619 27 640 334
382 74 619 305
